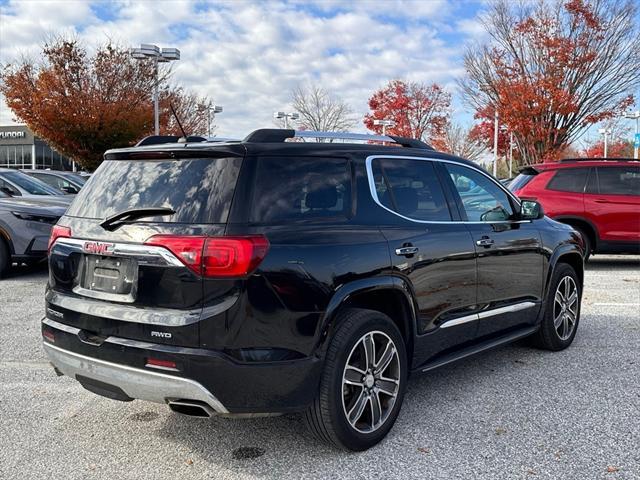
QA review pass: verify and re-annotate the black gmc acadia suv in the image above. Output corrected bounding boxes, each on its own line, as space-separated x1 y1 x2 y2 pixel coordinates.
43 129 584 451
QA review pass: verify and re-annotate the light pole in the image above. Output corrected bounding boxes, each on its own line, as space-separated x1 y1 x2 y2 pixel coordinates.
273 111 299 129
509 131 514 179
200 105 223 137
373 119 395 136
131 44 180 135
493 109 499 177
598 128 612 157
624 110 640 159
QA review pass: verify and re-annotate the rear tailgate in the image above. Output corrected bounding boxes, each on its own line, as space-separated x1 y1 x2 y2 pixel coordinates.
47 154 243 347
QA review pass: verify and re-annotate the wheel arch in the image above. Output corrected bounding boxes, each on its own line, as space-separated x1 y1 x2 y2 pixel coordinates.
553 216 599 251
317 276 417 361
546 246 584 296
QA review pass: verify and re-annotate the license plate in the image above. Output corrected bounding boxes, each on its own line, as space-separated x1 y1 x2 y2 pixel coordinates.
80 255 137 299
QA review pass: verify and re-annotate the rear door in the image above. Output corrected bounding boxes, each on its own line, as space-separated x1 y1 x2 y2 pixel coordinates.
48 155 243 347
583 165 640 243
368 156 478 366
442 162 543 338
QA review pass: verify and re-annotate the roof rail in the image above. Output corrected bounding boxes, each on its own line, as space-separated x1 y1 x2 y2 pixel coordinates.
242 129 433 149
136 135 207 146
559 157 639 163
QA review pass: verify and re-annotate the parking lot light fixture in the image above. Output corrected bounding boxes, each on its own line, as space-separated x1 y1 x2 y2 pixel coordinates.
130 44 181 135
373 119 395 136
198 105 223 137
623 110 640 159
598 128 613 158
273 111 299 129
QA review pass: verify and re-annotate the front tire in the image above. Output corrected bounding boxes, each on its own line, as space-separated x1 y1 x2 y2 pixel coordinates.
530 263 581 351
574 226 592 262
304 308 408 451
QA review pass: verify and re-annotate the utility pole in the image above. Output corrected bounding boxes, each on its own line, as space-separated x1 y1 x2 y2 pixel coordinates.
493 109 499 177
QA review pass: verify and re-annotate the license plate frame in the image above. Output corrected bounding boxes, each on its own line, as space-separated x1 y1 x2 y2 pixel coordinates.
73 255 138 303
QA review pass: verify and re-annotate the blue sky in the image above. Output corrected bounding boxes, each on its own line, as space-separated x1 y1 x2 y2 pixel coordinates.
0 0 634 147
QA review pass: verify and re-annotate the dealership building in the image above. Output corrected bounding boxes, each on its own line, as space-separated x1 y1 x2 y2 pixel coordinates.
0 125 75 171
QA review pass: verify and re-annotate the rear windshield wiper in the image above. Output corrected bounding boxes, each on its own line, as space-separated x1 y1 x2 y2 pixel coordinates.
100 207 176 231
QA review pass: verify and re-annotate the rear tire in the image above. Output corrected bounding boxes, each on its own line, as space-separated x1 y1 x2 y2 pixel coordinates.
530 263 581 351
0 239 10 278
304 308 408 451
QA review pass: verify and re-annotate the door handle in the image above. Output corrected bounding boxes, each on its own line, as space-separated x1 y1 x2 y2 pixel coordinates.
395 246 419 256
476 237 494 247
594 199 610 204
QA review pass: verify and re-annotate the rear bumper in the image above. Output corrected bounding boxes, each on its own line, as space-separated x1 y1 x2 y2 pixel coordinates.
44 342 228 413
42 317 322 414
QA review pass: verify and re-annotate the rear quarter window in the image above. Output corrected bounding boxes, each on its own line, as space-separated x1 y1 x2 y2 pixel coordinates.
66 158 242 223
250 157 352 223
546 168 589 193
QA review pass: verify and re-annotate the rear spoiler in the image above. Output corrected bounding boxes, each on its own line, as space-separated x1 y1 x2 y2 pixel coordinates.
519 166 540 175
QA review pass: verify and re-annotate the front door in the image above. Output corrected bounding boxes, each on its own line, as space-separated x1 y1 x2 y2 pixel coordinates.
369 156 478 367
442 162 544 339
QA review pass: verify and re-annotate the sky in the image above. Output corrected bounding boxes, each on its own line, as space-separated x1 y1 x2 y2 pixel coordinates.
0 0 495 139
1 0 636 148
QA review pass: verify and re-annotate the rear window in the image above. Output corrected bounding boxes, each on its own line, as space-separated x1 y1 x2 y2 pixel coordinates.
66 158 242 223
546 168 589 193
508 173 535 192
251 157 351 223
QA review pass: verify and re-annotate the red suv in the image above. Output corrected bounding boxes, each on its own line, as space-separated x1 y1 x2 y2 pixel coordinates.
510 159 640 259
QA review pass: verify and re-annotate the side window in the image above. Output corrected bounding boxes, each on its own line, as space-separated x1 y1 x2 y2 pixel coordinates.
445 164 514 222
596 167 640 195
546 168 589 193
370 158 450 222
0 178 20 196
251 157 351 223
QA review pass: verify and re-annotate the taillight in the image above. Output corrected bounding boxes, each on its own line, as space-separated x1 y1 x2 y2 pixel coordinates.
48 225 72 252
144 235 269 278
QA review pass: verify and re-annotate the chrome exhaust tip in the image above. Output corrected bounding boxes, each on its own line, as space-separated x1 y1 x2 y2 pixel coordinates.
168 400 216 418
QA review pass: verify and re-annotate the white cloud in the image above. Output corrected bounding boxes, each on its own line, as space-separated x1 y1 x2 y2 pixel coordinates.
0 0 481 136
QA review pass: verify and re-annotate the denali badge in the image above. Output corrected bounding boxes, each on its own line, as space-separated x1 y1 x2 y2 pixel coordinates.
46 308 64 319
83 241 115 255
151 331 172 339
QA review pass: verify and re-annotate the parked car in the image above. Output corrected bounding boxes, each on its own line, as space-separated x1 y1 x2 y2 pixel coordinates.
510 158 640 260
23 169 86 194
43 129 584 451
0 190 68 276
0 168 73 201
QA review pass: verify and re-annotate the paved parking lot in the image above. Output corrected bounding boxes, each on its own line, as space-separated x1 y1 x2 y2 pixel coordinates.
1 256 639 480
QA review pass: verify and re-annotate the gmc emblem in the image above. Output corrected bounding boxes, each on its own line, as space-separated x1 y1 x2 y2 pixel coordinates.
83 241 115 255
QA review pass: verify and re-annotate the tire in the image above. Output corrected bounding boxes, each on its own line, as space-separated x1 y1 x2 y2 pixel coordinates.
574 226 592 262
0 239 10 278
304 308 408 451
530 263 581 351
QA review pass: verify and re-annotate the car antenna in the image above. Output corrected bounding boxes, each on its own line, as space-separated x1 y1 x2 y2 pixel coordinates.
170 103 188 142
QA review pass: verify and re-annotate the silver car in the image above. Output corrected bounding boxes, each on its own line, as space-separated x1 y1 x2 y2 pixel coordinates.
0 190 68 276
0 168 71 200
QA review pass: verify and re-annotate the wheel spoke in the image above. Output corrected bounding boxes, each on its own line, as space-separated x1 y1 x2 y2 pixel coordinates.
566 309 576 324
555 290 565 305
370 392 382 428
567 291 578 309
376 378 398 397
564 277 571 299
562 315 570 338
554 312 564 329
374 341 395 375
363 333 375 369
344 365 365 386
347 389 368 426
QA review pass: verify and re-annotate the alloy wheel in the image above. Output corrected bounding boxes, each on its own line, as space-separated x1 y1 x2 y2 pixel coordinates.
341 331 400 434
553 275 579 341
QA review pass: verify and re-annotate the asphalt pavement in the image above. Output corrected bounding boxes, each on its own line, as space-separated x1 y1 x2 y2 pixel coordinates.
0 256 638 480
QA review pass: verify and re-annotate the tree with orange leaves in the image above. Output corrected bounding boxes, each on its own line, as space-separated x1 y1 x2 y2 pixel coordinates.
1 38 213 170
460 0 640 165
364 80 451 144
